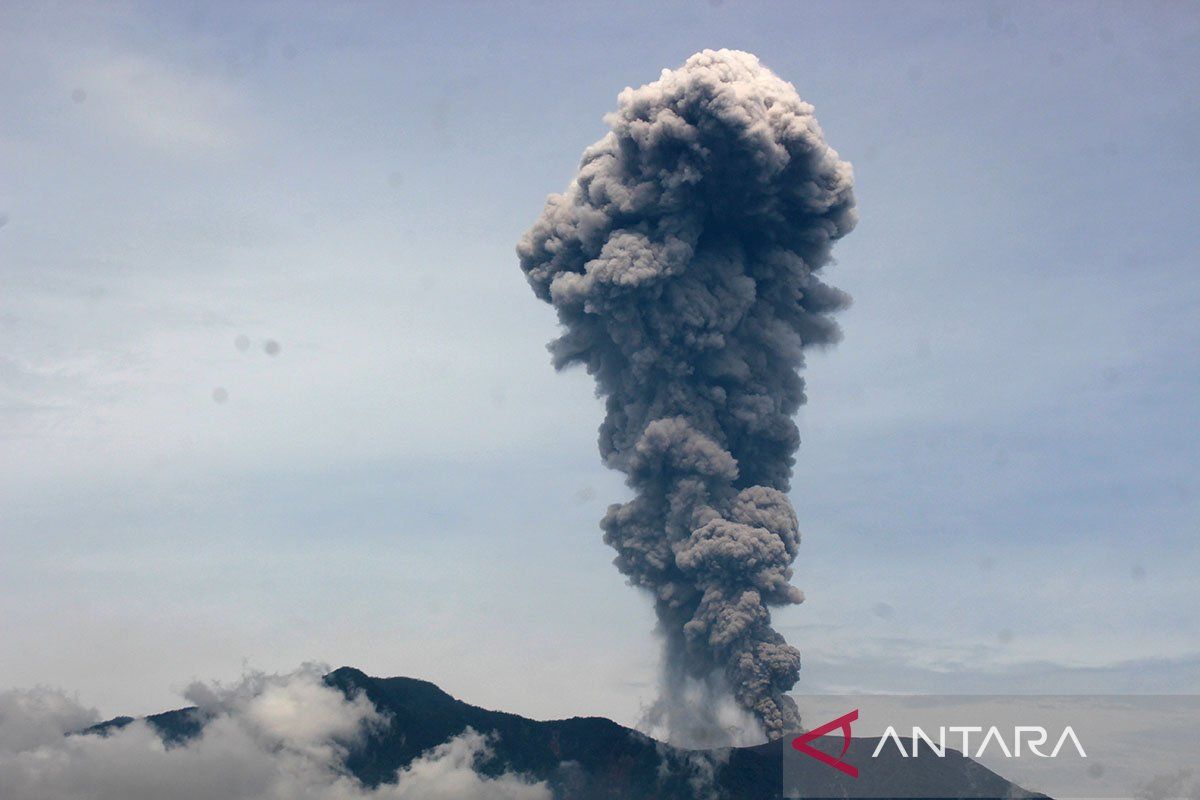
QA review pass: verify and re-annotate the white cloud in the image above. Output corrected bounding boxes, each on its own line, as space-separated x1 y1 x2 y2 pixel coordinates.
383 729 550 800
0 667 550 800
72 53 245 152
0 687 97 753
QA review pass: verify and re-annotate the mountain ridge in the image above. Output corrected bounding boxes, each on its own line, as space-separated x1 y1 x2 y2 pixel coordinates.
83 666 1048 800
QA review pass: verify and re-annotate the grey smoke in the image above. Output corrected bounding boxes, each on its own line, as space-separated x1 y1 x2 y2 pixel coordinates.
517 49 856 740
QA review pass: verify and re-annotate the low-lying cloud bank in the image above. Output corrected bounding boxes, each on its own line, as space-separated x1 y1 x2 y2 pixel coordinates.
0 666 550 800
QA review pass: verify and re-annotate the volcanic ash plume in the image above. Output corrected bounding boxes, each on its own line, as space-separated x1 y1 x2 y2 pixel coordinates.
517 49 856 741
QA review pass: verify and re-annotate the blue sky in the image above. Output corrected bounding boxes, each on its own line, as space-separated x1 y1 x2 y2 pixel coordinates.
1 1 1197 725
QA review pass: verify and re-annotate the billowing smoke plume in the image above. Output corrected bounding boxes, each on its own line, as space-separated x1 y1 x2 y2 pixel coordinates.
517 49 856 741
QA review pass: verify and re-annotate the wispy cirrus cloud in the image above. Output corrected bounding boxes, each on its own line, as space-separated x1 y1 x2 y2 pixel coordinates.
67 53 246 152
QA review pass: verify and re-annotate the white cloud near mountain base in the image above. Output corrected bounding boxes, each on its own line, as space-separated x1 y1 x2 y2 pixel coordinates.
0 667 550 800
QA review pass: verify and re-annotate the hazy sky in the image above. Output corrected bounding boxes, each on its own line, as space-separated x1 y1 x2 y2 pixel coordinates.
2 1 1198 726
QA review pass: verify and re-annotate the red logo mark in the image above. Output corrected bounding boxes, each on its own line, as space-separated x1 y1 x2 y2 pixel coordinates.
791 709 859 778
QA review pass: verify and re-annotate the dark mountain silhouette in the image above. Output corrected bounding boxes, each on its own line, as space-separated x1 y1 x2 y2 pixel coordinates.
84 667 1048 799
